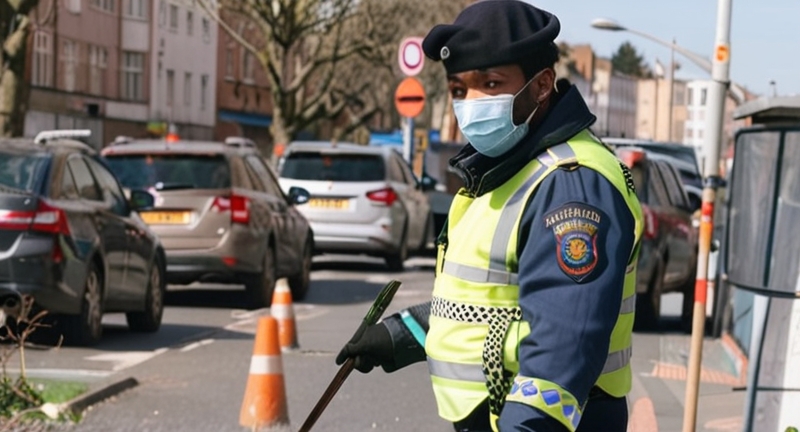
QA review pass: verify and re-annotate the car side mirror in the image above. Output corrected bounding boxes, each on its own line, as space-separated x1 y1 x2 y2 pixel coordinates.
288 186 310 205
419 175 437 192
129 189 155 211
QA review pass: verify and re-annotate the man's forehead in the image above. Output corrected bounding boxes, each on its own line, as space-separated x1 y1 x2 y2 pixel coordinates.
447 65 520 80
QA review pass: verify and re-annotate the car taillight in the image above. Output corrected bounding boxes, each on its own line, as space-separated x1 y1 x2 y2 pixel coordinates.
366 188 398 206
212 194 250 225
0 201 69 235
643 205 658 240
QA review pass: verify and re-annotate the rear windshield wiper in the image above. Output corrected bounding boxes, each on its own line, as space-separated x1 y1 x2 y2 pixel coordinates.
154 182 196 191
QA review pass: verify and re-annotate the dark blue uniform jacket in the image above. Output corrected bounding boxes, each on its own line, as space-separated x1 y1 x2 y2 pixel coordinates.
382 81 636 432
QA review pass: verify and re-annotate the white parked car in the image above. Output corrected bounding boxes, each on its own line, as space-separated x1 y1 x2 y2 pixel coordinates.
278 141 434 271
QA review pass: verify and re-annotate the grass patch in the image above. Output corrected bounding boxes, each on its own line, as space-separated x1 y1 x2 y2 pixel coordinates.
31 379 88 404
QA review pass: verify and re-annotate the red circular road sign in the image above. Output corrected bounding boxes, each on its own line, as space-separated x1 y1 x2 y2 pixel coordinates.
394 77 426 118
398 37 424 77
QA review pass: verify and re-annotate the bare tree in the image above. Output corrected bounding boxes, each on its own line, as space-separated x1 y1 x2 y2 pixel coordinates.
201 0 465 145
0 0 42 137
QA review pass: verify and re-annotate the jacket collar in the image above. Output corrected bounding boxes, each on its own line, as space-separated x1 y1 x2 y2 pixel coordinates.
449 81 596 197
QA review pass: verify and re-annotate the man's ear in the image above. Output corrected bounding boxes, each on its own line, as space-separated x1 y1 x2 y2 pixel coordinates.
533 68 557 102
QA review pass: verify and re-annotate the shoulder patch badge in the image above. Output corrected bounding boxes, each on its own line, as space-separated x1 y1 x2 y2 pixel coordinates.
544 203 604 283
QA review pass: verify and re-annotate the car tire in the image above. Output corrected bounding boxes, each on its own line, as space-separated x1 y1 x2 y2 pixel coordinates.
245 245 277 309
385 224 408 272
288 236 312 301
127 256 165 333
635 259 664 331
63 261 104 346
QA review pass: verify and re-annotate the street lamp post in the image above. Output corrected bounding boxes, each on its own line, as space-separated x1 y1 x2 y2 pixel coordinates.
593 5 735 431
591 18 745 105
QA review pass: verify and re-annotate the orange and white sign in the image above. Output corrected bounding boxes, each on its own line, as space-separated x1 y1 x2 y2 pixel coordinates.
715 44 730 63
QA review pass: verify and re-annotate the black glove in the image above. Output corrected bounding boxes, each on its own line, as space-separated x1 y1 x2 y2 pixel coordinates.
335 321 395 373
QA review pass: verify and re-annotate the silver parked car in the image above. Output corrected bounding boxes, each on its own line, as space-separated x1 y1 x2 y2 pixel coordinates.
278 141 434 271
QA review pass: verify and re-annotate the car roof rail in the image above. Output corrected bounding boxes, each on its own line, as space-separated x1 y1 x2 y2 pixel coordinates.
34 129 91 145
224 136 256 148
112 135 134 145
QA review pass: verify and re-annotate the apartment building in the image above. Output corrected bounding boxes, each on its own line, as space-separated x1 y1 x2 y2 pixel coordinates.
213 10 274 153
636 77 688 143
150 0 218 139
25 0 145 148
683 79 748 167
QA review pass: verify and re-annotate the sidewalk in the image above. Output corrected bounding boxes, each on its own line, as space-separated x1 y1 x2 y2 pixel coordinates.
628 331 747 432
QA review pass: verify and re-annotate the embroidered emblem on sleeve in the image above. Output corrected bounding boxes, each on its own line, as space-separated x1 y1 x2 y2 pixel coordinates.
545 203 604 283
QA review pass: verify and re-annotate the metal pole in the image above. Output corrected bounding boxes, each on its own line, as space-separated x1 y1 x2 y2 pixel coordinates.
668 38 675 142
402 117 414 164
682 0 732 431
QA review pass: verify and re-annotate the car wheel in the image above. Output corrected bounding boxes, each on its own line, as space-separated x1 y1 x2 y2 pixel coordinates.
288 236 312 301
127 256 165 333
385 224 408 272
245 245 277 309
634 259 664 331
63 261 104 346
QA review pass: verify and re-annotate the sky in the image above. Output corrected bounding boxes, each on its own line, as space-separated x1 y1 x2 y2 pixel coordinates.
521 0 800 97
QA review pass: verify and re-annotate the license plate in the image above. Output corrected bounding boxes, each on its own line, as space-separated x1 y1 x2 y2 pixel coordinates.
308 198 350 210
140 211 192 225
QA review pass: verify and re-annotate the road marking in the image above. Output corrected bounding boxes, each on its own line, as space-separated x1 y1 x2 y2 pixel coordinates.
231 308 270 320
179 338 214 353
3 368 113 381
85 348 168 372
704 416 743 431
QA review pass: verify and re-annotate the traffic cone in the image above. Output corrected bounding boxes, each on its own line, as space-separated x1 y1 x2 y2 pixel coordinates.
271 279 299 351
239 316 290 430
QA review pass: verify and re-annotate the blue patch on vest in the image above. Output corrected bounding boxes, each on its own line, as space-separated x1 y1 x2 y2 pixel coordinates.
544 202 603 283
541 389 561 406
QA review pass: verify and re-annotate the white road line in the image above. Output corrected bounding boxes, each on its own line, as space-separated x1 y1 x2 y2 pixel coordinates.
4 368 113 380
179 338 215 353
85 348 168 372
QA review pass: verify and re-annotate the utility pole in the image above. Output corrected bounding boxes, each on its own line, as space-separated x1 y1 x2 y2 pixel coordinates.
668 38 676 142
682 0 732 431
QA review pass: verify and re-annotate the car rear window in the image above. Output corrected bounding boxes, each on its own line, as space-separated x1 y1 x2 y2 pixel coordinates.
104 154 231 190
0 151 50 192
280 152 385 182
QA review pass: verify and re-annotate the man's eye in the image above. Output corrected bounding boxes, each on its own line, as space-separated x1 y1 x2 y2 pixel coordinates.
486 81 499 89
450 88 466 99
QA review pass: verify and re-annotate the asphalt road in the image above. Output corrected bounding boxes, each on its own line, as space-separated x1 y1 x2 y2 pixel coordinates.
4 254 744 432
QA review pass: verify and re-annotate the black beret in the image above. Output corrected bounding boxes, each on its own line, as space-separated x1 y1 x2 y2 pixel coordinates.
422 0 560 74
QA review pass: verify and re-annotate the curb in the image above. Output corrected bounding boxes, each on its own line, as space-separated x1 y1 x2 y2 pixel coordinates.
62 376 139 416
720 332 748 387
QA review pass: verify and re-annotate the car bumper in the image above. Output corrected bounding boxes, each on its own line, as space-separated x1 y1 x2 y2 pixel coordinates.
310 221 397 255
165 251 260 284
0 236 82 315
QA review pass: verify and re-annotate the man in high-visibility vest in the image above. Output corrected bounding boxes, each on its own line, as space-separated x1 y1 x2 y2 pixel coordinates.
336 1 643 431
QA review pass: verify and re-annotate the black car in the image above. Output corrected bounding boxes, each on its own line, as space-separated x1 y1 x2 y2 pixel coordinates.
0 131 165 345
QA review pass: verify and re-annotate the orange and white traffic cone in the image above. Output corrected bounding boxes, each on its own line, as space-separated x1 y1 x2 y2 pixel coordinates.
271 279 299 351
239 316 290 430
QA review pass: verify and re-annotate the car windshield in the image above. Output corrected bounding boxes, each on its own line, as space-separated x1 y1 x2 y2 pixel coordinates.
280 152 385 181
640 145 698 170
0 151 50 193
104 154 231 190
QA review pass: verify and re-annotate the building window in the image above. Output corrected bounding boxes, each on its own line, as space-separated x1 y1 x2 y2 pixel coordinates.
169 4 178 30
187 11 194 35
159 0 166 27
184 73 192 106
62 40 79 92
166 69 175 107
32 31 53 87
200 74 209 110
125 0 146 18
121 51 144 100
687 129 694 139
700 88 708 106
687 88 694 106
202 17 211 42
67 0 81 13
698 129 704 139
90 0 115 13
89 45 108 95
242 51 255 83
225 47 234 79
699 110 705 121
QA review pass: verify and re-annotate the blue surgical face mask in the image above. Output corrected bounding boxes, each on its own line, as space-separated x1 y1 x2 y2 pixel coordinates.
453 79 538 158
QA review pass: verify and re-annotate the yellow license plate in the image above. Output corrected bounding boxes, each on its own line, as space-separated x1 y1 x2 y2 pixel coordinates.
140 211 192 224
308 198 350 210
